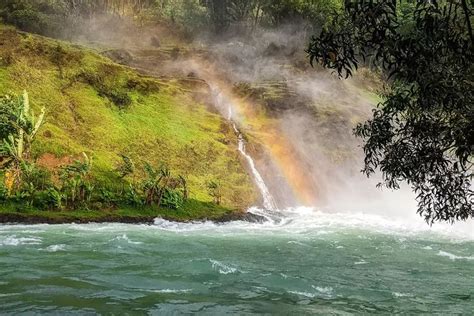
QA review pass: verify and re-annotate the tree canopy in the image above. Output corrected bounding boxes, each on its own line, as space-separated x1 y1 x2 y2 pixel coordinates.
308 0 473 223
0 0 343 36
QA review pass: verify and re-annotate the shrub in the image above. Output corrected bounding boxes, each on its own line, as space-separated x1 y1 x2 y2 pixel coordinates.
207 180 222 205
45 187 64 210
0 181 8 201
21 162 52 191
75 70 132 109
96 187 118 206
124 184 144 206
126 77 160 95
106 89 132 109
59 153 94 208
161 188 184 210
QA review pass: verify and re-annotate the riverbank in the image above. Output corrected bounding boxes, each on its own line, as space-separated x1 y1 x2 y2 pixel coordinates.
0 200 263 225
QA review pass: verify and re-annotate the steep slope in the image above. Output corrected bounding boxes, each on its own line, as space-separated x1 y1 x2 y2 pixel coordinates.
0 24 257 209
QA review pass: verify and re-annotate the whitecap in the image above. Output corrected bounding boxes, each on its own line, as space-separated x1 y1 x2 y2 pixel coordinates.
45 244 66 252
149 289 192 294
0 235 42 246
110 234 143 245
311 286 333 295
392 292 412 298
144 206 474 242
288 291 316 298
438 251 474 261
210 259 238 274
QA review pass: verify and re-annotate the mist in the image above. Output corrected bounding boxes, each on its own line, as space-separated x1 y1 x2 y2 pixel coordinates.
56 15 470 231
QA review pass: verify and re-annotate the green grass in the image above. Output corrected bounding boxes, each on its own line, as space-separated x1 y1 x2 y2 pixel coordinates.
0 199 241 224
0 24 257 211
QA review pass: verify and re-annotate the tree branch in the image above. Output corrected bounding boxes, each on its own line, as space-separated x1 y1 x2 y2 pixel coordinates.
461 0 474 45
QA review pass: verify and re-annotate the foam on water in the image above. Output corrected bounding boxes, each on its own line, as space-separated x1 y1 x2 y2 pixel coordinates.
437 251 474 261
210 259 239 275
110 234 143 245
0 235 42 246
148 289 192 294
45 244 67 252
148 206 473 241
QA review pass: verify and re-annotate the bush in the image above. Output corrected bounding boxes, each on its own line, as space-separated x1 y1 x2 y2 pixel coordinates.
0 181 8 201
126 77 160 95
124 184 144 206
161 188 184 210
106 89 132 109
45 187 64 210
21 163 52 191
75 69 132 109
96 187 118 206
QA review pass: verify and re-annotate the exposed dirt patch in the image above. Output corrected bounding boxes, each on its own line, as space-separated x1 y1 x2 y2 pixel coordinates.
36 153 75 170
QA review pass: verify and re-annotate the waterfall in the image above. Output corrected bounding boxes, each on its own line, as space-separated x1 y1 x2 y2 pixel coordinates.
233 123 277 210
212 87 277 210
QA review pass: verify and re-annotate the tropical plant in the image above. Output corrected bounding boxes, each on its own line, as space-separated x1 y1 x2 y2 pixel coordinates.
17 162 52 207
46 186 65 210
0 180 7 201
96 187 118 206
59 152 94 208
161 188 184 209
142 162 171 206
124 183 144 206
20 162 51 191
207 180 222 205
178 175 189 200
0 91 45 194
116 154 135 179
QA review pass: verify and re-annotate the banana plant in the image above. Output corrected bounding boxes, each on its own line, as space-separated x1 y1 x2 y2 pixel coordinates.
59 153 93 208
0 91 45 193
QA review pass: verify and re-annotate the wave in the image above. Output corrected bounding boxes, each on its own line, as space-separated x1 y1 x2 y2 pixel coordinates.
311 286 333 296
110 234 143 245
1 207 471 242
288 291 317 298
0 235 42 246
392 292 412 298
45 244 66 252
148 289 192 294
437 251 474 261
150 207 473 241
210 259 239 275
289 286 334 299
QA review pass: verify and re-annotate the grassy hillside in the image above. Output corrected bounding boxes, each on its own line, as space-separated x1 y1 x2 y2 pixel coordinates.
0 24 257 210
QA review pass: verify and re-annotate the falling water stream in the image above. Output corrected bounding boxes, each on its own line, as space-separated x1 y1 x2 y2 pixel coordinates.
227 103 277 211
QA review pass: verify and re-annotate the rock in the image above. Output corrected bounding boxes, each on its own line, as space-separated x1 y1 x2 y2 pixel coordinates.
102 49 133 64
240 212 268 223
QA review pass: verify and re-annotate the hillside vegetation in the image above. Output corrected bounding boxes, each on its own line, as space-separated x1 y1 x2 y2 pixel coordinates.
0 24 257 217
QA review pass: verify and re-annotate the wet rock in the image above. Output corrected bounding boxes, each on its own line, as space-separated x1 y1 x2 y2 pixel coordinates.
241 212 268 223
215 211 267 223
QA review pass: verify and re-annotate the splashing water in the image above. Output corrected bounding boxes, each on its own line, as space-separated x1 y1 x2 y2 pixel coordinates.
0 211 472 314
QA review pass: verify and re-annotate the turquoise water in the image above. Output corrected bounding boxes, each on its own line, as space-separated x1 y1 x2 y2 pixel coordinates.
1 208 473 314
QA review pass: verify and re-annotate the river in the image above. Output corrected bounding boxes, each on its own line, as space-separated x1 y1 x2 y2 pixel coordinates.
1 208 473 314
